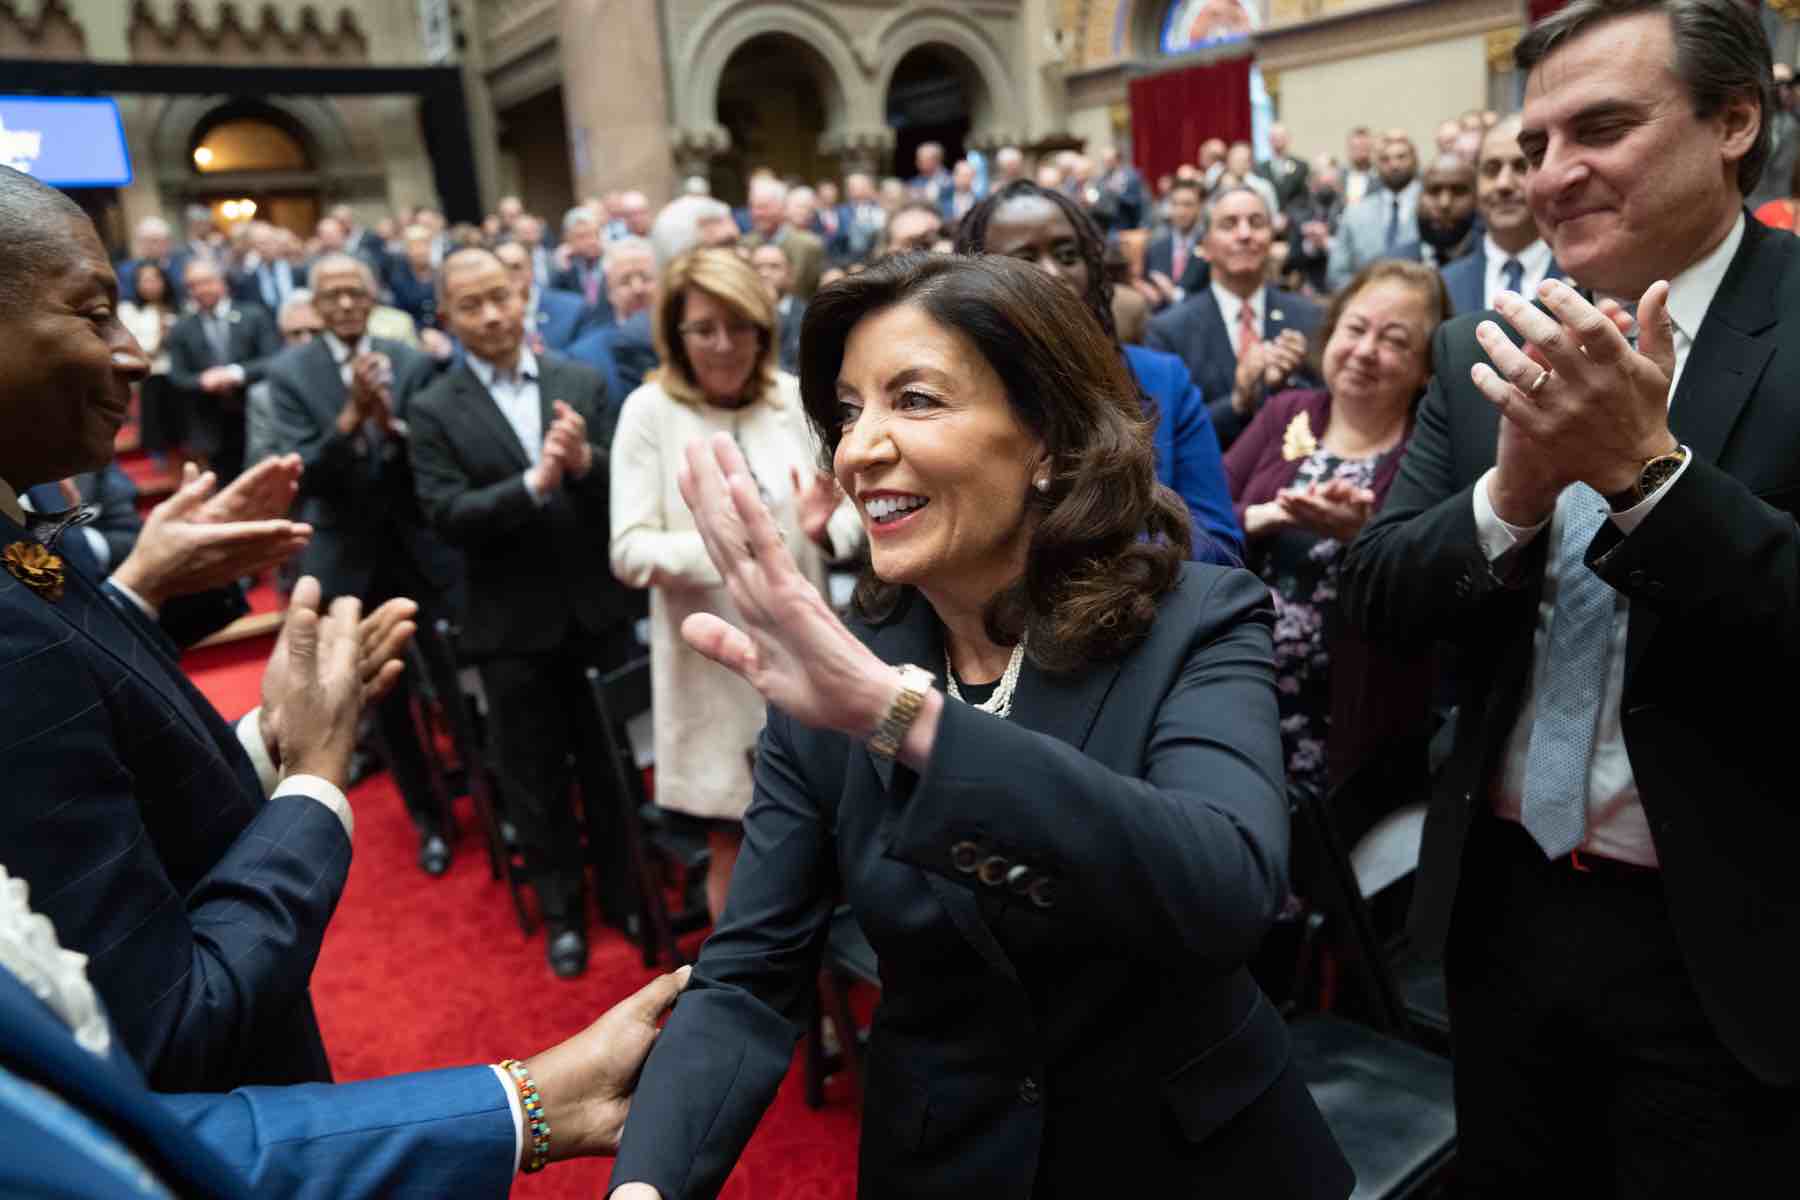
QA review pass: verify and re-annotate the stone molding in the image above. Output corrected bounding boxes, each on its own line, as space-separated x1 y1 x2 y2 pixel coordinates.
127 0 368 63
0 0 86 57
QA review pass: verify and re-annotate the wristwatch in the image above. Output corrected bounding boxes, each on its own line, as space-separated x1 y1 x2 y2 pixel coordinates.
1604 445 1689 512
867 664 934 760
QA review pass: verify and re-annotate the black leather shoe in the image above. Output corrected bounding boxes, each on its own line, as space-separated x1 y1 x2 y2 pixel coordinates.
418 833 451 877
547 927 588 979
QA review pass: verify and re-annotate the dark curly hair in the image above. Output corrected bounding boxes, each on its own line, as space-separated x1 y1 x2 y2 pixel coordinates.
954 180 1118 347
798 253 1191 674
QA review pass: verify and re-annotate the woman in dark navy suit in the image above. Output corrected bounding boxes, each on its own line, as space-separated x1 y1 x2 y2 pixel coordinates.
608 254 1351 1200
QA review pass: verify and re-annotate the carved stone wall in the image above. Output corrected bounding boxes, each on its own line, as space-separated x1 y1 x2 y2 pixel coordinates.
0 0 87 58
126 1 369 64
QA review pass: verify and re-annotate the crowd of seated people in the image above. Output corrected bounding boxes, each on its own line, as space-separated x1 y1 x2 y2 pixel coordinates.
14 1 1797 1191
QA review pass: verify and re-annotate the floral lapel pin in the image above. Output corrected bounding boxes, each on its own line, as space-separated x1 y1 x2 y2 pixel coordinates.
3 541 65 601
1281 412 1319 462
1270 308 1285 322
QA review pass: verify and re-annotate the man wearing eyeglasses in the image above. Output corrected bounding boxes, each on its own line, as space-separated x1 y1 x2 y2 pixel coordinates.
263 254 467 879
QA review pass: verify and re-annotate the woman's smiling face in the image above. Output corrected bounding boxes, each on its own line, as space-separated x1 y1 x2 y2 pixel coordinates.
832 302 1046 609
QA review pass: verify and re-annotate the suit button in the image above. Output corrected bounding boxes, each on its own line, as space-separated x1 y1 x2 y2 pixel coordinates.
1018 1075 1040 1105
1005 864 1033 893
977 856 1011 886
950 841 981 874
1027 876 1056 909
1627 569 1648 589
1645 580 1665 598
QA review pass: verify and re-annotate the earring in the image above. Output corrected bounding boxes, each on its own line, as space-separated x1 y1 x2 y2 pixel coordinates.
1034 476 1050 493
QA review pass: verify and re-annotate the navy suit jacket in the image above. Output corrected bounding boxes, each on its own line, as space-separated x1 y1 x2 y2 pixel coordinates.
532 286 597 352
1125 344 1243 564
611 567 1352 1198
550 259 615 327
1144 286 1324 451
0 511 346 1093
0 970 515 1198
567 311 658 411
1143 230 1211 298
1436 241 1566 320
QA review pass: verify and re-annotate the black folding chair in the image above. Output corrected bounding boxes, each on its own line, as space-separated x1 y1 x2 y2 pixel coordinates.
584 658 711 967
427 619 534 934
1286 778 1458 1199
803 905 880 1109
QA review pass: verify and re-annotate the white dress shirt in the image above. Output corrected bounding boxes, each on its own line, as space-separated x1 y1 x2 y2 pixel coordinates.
1210 281 1267 361
1471 213 1745 866
1481 235 1556 311
467 346 553 508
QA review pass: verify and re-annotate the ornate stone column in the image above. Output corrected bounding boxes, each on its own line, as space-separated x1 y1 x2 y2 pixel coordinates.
560 0 677 205
669 125 731 188
822 127 896 179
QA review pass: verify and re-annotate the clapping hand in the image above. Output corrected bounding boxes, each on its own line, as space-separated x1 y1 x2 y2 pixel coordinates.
789 464 841 550
676 433 891 736
1279 478 1376 542
349 352 397 431
1473 278 1679 526
258 577 417 777
198 366 240 394
1232 329 1309 416
529 401 592 494
110 461 313 609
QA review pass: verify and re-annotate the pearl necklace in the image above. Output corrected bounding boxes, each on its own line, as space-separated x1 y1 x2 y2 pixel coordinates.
944 635 1027 719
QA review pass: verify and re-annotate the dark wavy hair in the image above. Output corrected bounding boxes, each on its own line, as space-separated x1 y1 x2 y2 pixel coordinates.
798 253 1190 673
1516 0 1775 195
953 180 1117 346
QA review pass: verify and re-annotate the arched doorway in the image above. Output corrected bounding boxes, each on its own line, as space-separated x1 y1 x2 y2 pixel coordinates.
885 44 985 180
714 33 844 202
187 101 321 237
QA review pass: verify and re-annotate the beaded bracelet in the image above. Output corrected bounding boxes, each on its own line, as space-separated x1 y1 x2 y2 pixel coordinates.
498 1058 550 1173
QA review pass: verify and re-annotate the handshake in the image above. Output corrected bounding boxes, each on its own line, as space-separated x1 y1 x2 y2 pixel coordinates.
525 400 594 496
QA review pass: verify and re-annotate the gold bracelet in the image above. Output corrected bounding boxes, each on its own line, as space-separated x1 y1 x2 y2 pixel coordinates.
498 1058 550 1172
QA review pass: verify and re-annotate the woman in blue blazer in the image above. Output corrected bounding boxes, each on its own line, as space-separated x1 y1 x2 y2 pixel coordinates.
957 179 1245 565
608 255 1349 1199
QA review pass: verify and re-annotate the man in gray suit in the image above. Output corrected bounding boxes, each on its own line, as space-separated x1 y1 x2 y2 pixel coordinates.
264 253 464 877
1327 132 1423 290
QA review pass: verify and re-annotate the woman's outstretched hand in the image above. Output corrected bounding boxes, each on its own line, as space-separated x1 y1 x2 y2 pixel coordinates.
677 433 890 737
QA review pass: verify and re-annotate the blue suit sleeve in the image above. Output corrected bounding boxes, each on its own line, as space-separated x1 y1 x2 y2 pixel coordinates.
1167 375 1245 565
160 1066 515 1200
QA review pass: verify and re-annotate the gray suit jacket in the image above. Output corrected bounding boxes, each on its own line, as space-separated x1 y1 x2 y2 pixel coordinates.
1326 180 1422 291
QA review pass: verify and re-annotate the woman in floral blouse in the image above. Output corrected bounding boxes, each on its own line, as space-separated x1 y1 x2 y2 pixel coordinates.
1223 259 1447 801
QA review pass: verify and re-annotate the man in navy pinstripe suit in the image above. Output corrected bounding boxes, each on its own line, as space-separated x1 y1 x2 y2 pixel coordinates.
0 165 414 1093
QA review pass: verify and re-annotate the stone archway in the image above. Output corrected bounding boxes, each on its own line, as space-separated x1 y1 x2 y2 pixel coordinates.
673 0 862 181
148 94 358 235
873 8 1023 151
712 31 848 202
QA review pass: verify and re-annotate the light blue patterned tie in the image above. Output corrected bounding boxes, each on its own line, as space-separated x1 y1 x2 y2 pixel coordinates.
1519 482 1614 857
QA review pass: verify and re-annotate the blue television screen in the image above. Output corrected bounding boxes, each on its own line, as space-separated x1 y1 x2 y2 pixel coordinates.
0 96 132 188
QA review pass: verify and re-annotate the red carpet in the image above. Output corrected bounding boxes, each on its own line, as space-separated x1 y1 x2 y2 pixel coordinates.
182 644 865 1197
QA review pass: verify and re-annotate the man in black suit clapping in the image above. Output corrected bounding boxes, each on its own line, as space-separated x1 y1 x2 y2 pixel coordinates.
1343 1 1800 1190
410 248 642 979
264 253 465 876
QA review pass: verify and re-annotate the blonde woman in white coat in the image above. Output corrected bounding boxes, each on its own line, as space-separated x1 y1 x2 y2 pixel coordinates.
611 248 860 919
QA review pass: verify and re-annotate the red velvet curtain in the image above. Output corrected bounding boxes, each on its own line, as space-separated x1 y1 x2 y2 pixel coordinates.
1128 56 1254 184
